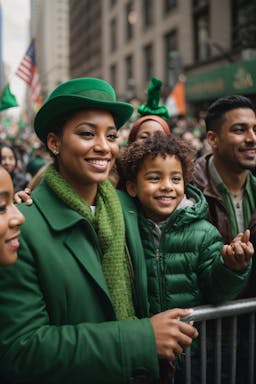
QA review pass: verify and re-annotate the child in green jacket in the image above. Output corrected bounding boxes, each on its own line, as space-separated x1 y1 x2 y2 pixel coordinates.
117 131 254 384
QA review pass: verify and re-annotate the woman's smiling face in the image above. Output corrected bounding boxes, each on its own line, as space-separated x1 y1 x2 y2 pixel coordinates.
47 109 120 204
0 167 25 266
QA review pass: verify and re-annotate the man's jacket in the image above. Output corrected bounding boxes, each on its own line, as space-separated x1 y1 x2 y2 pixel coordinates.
193 153 256 298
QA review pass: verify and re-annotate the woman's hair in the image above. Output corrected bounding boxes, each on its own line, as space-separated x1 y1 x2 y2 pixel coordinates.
46 109 83 163
117 131 195 189
48 109 83 139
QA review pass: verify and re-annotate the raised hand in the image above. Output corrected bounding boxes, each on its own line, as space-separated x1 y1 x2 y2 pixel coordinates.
14 188 33 205
150 308 198 363
222 229 254 271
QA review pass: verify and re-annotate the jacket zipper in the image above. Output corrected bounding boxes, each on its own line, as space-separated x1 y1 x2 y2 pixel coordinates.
156 247 165 311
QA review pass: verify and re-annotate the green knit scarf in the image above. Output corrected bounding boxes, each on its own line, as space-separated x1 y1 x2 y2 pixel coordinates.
45 164 136 320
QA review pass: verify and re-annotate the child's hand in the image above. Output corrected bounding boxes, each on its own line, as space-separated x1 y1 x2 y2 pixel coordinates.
14 188 33 205
222 229 254 271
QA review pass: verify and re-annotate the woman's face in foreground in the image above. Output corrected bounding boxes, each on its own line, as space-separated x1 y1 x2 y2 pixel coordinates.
0 167 25 266
47 109 120 204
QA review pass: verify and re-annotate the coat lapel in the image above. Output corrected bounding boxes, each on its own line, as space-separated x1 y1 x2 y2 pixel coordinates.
32 181 113 303
64 223 113 301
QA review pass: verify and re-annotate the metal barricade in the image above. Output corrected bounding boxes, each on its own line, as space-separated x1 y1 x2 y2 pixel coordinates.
181 298 256 384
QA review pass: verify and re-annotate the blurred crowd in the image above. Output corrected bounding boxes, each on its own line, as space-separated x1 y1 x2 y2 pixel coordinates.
0 117 50 192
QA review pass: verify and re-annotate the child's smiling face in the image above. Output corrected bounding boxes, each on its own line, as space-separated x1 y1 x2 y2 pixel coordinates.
126 154 185 223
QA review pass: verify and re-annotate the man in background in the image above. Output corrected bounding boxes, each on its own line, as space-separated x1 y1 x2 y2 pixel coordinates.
193 94 256 383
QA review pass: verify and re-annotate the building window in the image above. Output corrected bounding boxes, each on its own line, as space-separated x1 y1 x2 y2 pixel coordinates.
193 0 208 8
110 64 117 89
232 0 256 50
164 31 181 86
143 0 154 28
164 0 177 13
125 55 134 94
110 0 117 7
193 1 210 61
194 14 210 61
143 44 154 83
110 18 117 52
126 1 135 41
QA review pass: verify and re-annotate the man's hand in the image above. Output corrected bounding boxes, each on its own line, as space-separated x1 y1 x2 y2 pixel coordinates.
222 229 254 271
150 308 198 363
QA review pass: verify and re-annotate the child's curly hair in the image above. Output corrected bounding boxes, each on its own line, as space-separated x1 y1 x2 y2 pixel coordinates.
117 131 195 189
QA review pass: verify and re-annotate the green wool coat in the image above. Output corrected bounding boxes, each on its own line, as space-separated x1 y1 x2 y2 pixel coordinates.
0 181 158 384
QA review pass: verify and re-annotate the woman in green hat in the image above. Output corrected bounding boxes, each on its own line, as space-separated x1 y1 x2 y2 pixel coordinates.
0 77 197 384
116 77 171 190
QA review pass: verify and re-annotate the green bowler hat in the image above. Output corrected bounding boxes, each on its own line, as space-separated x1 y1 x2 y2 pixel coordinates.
34 77 134 144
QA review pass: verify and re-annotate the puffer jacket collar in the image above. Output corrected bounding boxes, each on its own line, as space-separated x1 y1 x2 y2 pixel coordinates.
163 183 209 230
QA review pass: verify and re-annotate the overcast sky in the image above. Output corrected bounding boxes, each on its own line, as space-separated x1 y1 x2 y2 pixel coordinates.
1 0 31 115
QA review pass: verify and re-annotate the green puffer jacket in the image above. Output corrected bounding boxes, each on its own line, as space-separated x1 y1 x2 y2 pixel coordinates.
119 184 251 316
0 181 159 384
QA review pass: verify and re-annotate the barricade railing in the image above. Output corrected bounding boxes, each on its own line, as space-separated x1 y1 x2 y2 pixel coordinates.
180 297 256 384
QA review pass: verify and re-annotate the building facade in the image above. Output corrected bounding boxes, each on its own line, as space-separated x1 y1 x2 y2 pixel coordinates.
68 0 256 114
69 0 102 78
31 0 70 99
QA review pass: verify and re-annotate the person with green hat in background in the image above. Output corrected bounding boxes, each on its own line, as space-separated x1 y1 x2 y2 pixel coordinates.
0 77 198 384
127 77 171 144
116 77 171 190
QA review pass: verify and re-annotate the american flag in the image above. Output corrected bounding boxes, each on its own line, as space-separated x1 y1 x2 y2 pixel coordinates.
16 40 42 105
